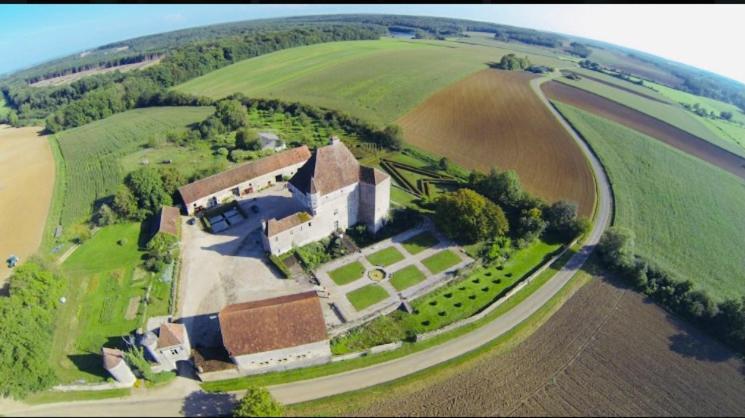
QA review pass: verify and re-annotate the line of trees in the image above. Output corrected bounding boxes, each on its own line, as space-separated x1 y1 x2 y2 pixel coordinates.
433 168 589 259
597 227 745 355
3 24 385 131
0 262 66 399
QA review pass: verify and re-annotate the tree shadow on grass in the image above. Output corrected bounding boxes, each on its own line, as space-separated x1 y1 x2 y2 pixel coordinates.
668 331 735 363
181 391 238 417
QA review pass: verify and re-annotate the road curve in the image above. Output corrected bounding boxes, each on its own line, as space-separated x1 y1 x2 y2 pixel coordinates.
3 73 614 417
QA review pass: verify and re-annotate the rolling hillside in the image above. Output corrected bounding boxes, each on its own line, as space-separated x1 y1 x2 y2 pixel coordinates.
174 38 567 126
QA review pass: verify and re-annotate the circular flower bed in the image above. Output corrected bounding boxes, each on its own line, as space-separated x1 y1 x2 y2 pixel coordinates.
368 268 386 282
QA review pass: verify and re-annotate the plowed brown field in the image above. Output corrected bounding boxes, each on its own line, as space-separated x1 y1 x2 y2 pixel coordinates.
0 125 54 284
398 69 595 217
543 81 745 180
349 273 745 416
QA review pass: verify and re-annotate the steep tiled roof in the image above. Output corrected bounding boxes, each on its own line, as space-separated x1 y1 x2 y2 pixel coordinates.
219 291 328 357
178 146 311 205
266 211 312 237
157 206 180 237
157 323 186 349
359 166 389 185
289 141 360 196
102 347 125 370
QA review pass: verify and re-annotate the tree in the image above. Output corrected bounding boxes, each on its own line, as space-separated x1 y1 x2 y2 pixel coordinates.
92 203 117 227
720 111 733 121
515 206 547 245
125 167 172 219
144 233 178 272
543 200 585 242
71 223 92 244
470 168 524 211
438 157 450 171
159 167 186 198
112 185 138 219
380 125 403 150
433 188 509 244
235 128 261 151
233 387 284 417
215 99 247 131
597 226 635 270
495 53 531 71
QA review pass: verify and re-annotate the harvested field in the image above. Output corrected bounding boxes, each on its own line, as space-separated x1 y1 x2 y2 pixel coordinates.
344 273 745 416
398 69 595 217
29 57 162 87
0 125 54 284
543 81 745 180
587 46 684 87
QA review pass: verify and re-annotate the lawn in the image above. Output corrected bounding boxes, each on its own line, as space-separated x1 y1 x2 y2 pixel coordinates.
346 284 391 311
554 102 745 301
421 249 462 274
366 246 405 267
554 75 744 158
389 265 426 291
328 261 366 286
332 238 562 353
53 106 213 228
175 38 566 126
401 231 439 255
50 222 170 383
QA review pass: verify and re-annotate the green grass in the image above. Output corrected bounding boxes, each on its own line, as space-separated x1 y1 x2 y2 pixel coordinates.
53 106 212 227
175 38 565 126
50 223 169 384
390 186 419 208
23 388 132 405
346 284 390 311
389 265 426 291
401 231 439 255
554 75 745 158
366 246 405 267
644 79 745 153
421 249 461 274
201 241 580 393
554 101 745 301
328 261 366 286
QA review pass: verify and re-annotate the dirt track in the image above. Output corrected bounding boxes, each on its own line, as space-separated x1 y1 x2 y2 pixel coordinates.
351 275 745 417
542 81 745 180
0 125 54 284
398 69 596 217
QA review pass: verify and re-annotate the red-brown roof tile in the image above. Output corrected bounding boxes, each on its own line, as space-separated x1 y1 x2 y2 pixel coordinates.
157 323 186 349
157 206 181 237
102 347 125 370
179 146 311 205
266 211 312 237
219 291 328 357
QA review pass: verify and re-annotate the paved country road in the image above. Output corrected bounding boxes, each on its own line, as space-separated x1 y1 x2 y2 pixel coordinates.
3 72 613 416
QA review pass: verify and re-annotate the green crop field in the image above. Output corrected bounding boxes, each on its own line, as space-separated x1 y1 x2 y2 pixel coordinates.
366 246 405 267
53 106 212 227
328 261 366 286
175 38 565 126
644 80 745 153
347 284 390 311
554 102 745 301
50 223 171 383
389 265 426 291
552 75 744 157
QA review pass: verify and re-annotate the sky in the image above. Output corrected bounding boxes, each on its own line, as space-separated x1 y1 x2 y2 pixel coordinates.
1 4 744 83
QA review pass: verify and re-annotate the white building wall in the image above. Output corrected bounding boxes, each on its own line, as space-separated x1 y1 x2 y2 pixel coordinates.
155 342 191 371
232 340 331 374
185 161 306 215
265 183 360 255
107 361 136 386
371 177 391 232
